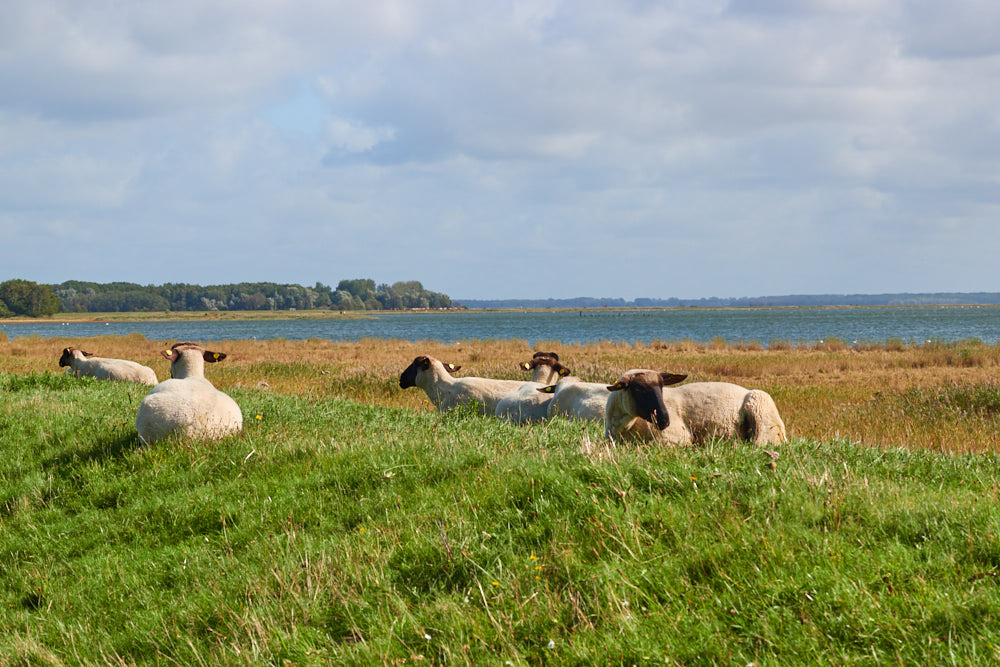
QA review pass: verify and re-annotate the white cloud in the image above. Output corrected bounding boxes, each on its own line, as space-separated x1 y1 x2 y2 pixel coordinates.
1 0 998 297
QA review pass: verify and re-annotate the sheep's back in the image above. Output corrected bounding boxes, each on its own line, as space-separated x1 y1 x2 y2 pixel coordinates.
549 381 608 420
495 382 552 423
76 357 158 385
669 382 751 441
136 378 242 443
446 377 525 414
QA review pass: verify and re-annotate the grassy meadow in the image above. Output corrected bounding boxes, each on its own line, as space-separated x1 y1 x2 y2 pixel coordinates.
2 332 1000 664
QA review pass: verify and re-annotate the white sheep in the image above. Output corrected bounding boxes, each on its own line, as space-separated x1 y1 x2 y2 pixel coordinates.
495 352 571 423
135 342 243 444
538 376 609 420
605 369 787 446
536 375 660 439
399 355 526 416
59 347 158 386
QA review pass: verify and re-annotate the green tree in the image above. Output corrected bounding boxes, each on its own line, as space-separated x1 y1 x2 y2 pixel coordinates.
0 279 60 317
337 279 377 302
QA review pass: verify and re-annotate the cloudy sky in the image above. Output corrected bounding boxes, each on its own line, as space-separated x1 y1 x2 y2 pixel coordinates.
2 1 998 300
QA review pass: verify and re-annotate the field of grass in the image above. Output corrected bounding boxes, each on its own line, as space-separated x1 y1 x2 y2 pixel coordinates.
3 334 1000 664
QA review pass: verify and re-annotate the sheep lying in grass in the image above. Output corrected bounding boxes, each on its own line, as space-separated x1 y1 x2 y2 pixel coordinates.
399 355 525 416
536 374 659 440
537 376 609 421
135 342 242 444
495 352 571 423
605 369 787 446
59 347 158 386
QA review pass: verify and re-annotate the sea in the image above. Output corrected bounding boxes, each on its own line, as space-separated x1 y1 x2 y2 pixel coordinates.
2 307 999 347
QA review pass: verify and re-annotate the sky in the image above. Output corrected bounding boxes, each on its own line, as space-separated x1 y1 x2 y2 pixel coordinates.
1 0 998 301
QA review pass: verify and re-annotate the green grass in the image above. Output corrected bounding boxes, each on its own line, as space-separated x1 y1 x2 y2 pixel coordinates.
3 372 1000 665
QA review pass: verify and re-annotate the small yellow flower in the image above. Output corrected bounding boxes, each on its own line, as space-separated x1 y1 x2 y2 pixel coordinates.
491 581 500 587
359 526 366 533
529 555 537 561
536 565 543 571
255 414 263 420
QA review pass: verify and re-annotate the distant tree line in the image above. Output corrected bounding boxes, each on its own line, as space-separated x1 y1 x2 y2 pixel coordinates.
0 279 452 317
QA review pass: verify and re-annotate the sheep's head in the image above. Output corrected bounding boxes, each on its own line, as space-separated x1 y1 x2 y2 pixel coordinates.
399 355 460 388
59 347 92 366
607 370 687 430
161 341 227 379
519 351 571 382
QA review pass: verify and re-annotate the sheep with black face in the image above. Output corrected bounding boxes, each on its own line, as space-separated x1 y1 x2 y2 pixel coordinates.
604 369 786 446
59 347 158 385
399 355 525 416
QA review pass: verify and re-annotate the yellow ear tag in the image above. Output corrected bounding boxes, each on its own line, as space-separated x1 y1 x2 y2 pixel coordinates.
213 353 221 360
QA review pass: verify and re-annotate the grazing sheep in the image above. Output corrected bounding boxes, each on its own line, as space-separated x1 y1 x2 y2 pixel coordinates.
399 355 525 415
604 369 787 446
135 342 242 444
59 347 158 386
495 352 572 423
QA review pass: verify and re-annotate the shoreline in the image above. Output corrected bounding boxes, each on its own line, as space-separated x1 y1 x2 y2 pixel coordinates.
3 302 1000 324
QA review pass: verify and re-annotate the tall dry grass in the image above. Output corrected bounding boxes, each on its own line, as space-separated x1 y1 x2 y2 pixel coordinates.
3 334 999 452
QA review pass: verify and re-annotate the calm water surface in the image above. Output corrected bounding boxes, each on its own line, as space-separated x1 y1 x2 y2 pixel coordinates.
3 307 999 346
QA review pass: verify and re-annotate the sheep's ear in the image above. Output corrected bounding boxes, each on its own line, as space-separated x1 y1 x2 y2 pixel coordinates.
519 362 532 371
660 372 687 386
607 380 627 392
160 349 178 362
81 350 94 358
443 363 460 373
557 365 571 377
204 351 227 363
537 385 556 394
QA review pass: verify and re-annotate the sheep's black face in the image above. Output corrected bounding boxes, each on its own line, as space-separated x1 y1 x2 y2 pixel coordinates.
58 348 73 367
608 370 686 431
628 380 671 430
399 357 428 389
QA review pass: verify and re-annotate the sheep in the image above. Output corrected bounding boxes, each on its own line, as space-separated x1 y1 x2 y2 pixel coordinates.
135 341 243 444
494 352 572 423
537 376 609 420
604 369 787 446
536 375 660 439
399 355 526 416
59 346 158 386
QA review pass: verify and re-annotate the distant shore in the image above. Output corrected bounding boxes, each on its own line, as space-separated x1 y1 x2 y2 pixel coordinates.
4 302 1000 325
0 310 374 324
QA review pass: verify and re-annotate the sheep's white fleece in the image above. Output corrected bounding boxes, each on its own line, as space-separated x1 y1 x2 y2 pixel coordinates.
544 376 608 420
494 353 567 424
399 356 525 416
135 343 242 444
495 382 552 423
59 347 158 386
605 370 786 446
544 377 658 439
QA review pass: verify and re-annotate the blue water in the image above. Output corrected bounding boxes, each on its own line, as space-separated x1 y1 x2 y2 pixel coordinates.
2 307 999 346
